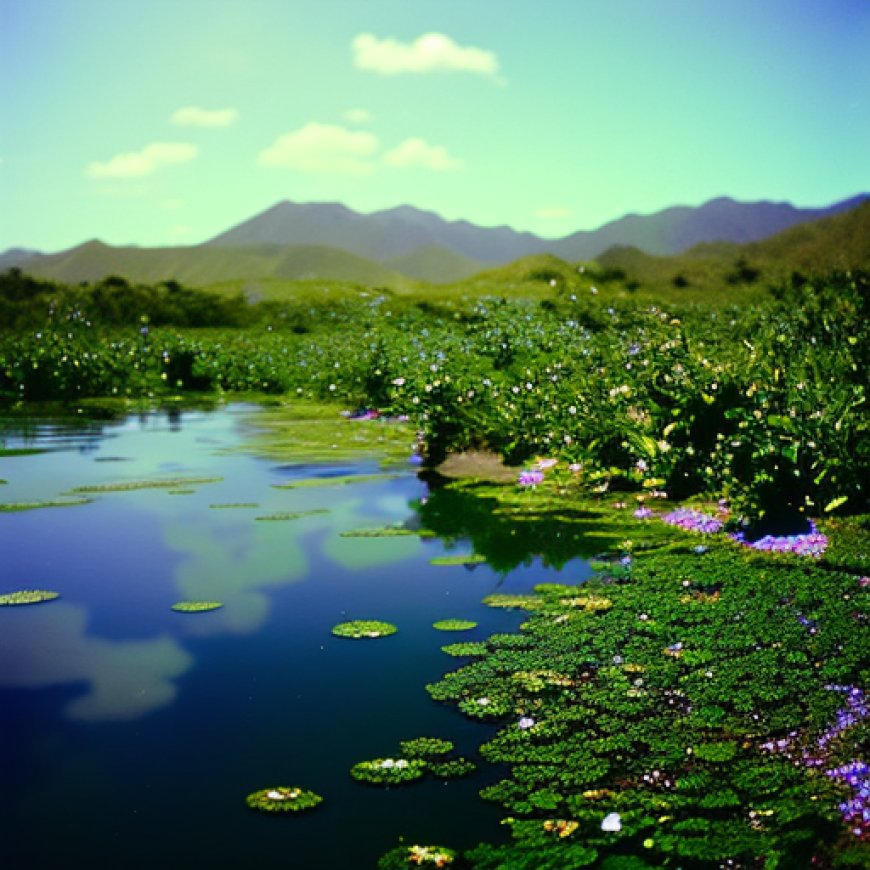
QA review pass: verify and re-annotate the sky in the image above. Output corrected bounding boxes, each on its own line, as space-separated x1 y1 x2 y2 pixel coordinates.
1 0 868 252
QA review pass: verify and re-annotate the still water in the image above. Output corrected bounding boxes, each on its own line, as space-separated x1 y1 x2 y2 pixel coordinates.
0 404 591 869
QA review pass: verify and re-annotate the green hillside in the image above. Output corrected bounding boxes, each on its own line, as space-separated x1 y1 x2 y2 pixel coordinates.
384 245 492 283
21 241 408 289
594 200 870 296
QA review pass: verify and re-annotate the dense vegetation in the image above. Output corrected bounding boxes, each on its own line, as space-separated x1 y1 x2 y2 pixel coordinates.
1 267 866 525
2 258 868 866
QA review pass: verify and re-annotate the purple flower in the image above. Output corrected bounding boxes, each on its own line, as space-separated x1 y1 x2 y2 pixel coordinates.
661 508 723 534
518 469 544 487
633 507 653 519
518 716 536 730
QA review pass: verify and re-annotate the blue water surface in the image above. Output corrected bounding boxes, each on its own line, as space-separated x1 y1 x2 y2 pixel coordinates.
0 404 591 869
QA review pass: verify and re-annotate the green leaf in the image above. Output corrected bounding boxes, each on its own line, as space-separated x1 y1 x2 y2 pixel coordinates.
824 495 848 513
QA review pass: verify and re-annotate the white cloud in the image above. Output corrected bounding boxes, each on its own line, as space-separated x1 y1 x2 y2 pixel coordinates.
352 32 500 78
535 206 574 219
343 107 373 124
170 106 239 127
258 122 378 175
87 142 198 179
383 138 462 171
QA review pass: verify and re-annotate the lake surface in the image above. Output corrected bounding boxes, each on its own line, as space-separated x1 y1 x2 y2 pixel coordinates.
0 403 592 869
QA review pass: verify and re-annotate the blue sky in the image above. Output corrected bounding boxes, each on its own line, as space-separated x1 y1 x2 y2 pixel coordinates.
1 0 868 251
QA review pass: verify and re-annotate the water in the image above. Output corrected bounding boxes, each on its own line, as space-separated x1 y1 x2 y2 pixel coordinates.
0 404 591 869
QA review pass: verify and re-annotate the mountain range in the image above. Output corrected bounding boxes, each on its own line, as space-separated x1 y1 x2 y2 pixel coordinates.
4 193 868 287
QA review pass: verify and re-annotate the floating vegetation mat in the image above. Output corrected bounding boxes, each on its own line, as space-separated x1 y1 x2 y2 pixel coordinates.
481 593 541 610
245 786 323 813
0 497 92 512
170 601 223 613
0 589 60 606
378 844 457 869
209 502 259 509
441 642 489 658
331 620 397 639
354 737 476 790
420 542 870 867
429 554 487 567
255 509 329 522
167 489 194 495
272 472 401 490
0 479 6 485
72 476 223 493
432 619 478 631
339 527 417 538
0 447 48 457
350 758 427 785
399 737 454 759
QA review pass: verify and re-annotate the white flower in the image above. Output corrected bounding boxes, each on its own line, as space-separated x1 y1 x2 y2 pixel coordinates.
601 812 622 832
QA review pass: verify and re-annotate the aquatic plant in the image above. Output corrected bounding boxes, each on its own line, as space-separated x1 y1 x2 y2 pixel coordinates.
254 509 329 521
245 786 323 813
441 642 489 658
428 758 476 779
72 476 222 493
170 601 223 613
350 757 427 785
0 497 92 512
432 619 478 631
271 472 400 490
660 508 723 534
331 620 397 639
209 502 259 509
0 589 60 605
378 844 457 868
425 540 868 866
429 554 487 566
399 737 455 759
340 527 417 537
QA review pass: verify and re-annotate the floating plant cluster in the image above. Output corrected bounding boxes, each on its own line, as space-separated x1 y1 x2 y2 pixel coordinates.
0 589 60 606
423 545 869 866
730 521 829 558
429 554 487 567
432 619 478 631
245 786 323 813
352 736 475 786
378 844 457 869
170 601 223 613
660 508 724 534
331 619 398 639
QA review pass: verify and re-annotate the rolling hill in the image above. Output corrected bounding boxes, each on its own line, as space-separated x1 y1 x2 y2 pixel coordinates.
16 240 407 288
4 194 867 291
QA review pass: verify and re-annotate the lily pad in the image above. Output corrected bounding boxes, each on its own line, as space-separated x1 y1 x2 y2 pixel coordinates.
0 589 60 606
272 473 400 490
428 758 477 779
429 554 487 566
433 619 478 631
209 502 259 509
340 527 417 537
255 509 329 521
0 497 92 512
350 757 426 785
171 601 224 613
332 620 397 639
399 737 455 759
72 476 222 493
441 642 488 657
245 786 323 813
378 844 458 869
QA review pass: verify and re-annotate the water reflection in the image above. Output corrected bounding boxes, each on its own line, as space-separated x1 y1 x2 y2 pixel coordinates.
414 477 625 572
0 603 191 721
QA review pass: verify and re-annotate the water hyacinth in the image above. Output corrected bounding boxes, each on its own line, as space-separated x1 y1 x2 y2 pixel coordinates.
730 522 828 557
660 508 723 534
517 469 544 487
633 506 653 519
